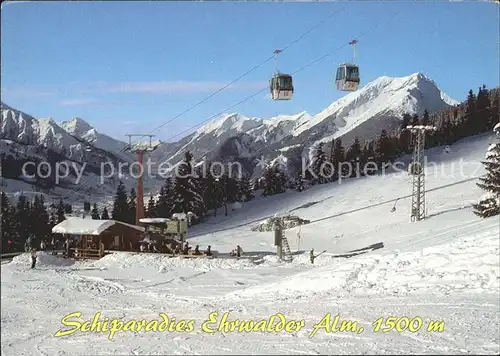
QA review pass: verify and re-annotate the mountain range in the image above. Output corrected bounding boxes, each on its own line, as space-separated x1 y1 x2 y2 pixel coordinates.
0 72 459 205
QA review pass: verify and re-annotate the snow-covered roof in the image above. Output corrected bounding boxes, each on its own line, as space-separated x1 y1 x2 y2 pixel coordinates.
52 217 145 235
139 218 172 224
405 125 437 131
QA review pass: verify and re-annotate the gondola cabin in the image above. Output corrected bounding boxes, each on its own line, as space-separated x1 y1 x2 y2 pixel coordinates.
335 64 360 91
270 73 293 100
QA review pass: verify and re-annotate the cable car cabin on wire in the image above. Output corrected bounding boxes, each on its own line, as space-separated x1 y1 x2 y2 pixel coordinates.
270 49 293 100
270 73 293 100
335 64 360 91
336 39 360 92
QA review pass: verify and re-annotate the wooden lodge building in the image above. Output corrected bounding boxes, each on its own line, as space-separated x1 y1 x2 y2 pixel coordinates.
51 217 145 259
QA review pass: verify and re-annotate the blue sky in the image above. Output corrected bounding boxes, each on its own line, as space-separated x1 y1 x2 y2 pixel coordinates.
1 1 498 142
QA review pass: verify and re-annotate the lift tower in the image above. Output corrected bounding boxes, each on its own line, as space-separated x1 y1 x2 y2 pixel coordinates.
406 125 436 221
124 134 160 226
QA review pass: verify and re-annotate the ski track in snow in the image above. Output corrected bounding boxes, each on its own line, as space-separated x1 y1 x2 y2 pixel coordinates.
2 133 500 355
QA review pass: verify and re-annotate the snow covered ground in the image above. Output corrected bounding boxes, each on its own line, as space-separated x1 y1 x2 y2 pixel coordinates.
2 133 499 355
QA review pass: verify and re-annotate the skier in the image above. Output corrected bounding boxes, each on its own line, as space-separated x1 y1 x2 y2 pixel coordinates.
236 245 242 258
310 248 316 264
40 240 46 251
30 248 37 269
205 245 212 256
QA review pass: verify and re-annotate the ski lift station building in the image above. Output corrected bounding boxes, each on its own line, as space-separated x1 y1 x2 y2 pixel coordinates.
52 217 145 258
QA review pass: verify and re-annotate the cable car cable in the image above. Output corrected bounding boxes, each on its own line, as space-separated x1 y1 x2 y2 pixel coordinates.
65 5 349 201
163 8 406 143
121 4 348 152
63 5 407 203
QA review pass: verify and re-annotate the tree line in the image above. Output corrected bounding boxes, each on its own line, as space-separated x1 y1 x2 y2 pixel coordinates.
303 85 499 187
2 85 498 253
1 194 72 253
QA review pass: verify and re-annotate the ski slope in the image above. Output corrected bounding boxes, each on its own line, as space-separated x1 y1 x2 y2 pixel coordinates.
1 133 499 355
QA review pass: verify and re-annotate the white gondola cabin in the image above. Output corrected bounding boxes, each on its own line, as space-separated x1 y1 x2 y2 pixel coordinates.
335 64 360 91
270 73 294 100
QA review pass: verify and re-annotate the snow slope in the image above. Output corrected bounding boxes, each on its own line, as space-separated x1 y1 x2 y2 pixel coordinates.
1 133 499 355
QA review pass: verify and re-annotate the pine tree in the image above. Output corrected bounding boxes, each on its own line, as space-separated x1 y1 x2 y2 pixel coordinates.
400 113 412 129
56 198 66 223
112 181 129 222
345 137 363 178
476 85 492 131
128 188 137 224
374 129 393 168
311 143 329 184
156 177 174 218
146 194 156 218
361 141 377 176
173 151 205 217
237 176 254 202
1 192 18 252
421 109 431 126
262 165 286 196
464 89 477 135
31 195 50 241
473 125 500 217
49 211 57 226
200 162 218 215
489 90 499 131
83 201 91 213
101 207 110 220
330 138 346 181
91 203 100 219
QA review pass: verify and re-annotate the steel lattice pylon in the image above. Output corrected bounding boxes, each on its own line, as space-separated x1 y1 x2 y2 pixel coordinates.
406 125 436 221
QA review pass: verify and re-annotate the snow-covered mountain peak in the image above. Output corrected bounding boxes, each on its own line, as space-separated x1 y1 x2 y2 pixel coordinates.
293 72 458 139
60 117 94 137
194 112 263 138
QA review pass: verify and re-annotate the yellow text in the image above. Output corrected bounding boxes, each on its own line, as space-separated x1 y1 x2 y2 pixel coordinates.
201 312 305 334
54 312 195 340
372 316 445 333
309 313 364 338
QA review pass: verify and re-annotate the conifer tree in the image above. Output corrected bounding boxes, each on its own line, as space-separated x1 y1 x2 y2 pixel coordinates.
146 194 156 218
374 129 393 168
345 137 363 178
361 141 377 176
421 109 431 126
128 188 137 224
156 177 174 218
238 176 254 202
473 124 500 217
112 181 129 222
173 151 205 217
311 143 329 184
49 211 57 226
56 198 66 223
91 203 100 219
330 138 346 181
101 207 110 220
1 192 18 252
